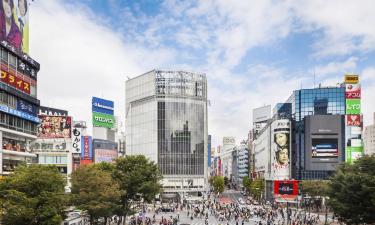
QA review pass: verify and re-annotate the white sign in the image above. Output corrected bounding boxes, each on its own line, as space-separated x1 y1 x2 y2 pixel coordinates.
223 137 235 145
72 128 82 153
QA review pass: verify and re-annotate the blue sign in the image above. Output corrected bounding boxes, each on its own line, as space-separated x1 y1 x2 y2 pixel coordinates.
0 103 39 123
17 99 37 115
92 97 114 115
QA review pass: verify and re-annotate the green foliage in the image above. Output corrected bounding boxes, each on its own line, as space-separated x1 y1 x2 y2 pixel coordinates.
223 176 229 186
70 164 121 224
301 180 329 197
0 164 67 225
328 155 375 225
212 176 225 194
242 176 251 193
250 178 264 200
113 155 163 217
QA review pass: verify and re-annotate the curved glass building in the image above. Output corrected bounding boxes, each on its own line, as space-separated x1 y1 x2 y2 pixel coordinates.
125 70 208 194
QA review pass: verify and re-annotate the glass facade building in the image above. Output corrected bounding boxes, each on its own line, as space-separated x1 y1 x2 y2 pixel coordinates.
282 86 346 180
126 70 208 192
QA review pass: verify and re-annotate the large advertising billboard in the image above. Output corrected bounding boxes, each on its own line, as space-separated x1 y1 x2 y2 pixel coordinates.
1 70 30 94
274 180 298 202
0 0 29 54
312 138 339 159
93 139 118 163
271 119 290 180
345 84 361 99
92 111 115 128
346 99 361 115
92 97 114 115
38 116 71 138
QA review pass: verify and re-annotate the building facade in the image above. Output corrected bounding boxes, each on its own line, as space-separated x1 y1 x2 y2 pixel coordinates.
125 70 208 194
364 113 375 155
0 43 40 177
236 143 249 186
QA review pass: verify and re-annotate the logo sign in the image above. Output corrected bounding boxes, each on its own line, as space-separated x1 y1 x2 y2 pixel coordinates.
92 112 115 128
347 115 361 126
0 103 39 122
17 99 37 115
345 84 361 99
0 70 30 94
81 136 93 159
39 106 68 116
274 180 298 202
223 137 235 145
344 74 359 84
72 128 82 153
92 97 114 115
346 99 361 115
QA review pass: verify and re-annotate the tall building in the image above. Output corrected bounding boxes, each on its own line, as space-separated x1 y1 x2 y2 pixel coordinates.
0 1 40 177
236 142 249 186
364 113 375 155
125 70 208 195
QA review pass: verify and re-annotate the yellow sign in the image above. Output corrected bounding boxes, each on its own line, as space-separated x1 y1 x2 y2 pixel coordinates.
345 74 359 84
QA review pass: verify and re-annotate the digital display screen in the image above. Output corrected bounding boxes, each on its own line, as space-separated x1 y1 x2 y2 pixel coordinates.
312 138 338 159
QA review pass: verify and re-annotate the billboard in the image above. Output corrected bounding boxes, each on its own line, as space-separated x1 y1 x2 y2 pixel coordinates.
0 0 29 54
92 111 115 128
253 105 271 123
71 128 82 153
38 116 71 138
17 99 37 115
346 99 361 115
92 97 114 115
253 125 270 174
312 139 339 159
1 70 30 94
347 114 361 126
346 146 363 164
93 139 118 163
271 119 290 180
344 74 359 84
274 180 298 202
345 84 361 99
81 136 93 159
39 106 68 116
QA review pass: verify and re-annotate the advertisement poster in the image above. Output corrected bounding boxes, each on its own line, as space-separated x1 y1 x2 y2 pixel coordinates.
38 116 72 138
311 139 339 160
94 149 117 163
0 0 29 53
92 111 115 128
345 84 361 99
346 99 361 115
346 146 363 164
346 115 361 126
81 136 92 159
92 97 114 115
274 180 298 202
0 70 30 94
17 99 37 115
71 128 82 153
271 119 290 180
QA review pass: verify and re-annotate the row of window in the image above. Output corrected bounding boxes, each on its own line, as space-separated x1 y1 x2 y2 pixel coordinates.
0 112 37 135
0 90 17 108
0 47 37 79
38 155 68 164
2 137 27 152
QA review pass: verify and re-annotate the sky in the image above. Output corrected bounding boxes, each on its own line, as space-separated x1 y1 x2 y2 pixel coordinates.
29 0 375 147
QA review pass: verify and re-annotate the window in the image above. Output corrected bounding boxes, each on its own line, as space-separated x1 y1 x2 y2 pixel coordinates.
9 54 16 68
1 48 8 62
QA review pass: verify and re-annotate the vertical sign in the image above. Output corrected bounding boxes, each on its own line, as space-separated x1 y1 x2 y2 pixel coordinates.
72 128 82 153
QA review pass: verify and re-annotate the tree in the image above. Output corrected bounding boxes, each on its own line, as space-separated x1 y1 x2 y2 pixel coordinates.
328 155 375 224
300 180 329 211
242 176 251 193
113 155 162 225
212 176 225 194
223 176 229 186
0 164 67 225
250 178 264 200
70 164 121 225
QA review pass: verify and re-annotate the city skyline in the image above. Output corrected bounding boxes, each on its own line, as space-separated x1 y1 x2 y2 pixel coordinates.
30 0 375 146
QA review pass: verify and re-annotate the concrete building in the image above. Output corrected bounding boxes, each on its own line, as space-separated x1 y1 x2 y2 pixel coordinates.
236 142 249 186
125 70 208 196
364 113 375 155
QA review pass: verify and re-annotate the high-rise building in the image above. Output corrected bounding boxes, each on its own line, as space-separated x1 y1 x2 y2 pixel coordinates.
364 113 375 155
236 142 249 186
0 0 40 176
125 70 208 195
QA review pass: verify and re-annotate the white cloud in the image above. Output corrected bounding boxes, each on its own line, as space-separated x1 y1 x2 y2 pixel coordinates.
314 57 358 78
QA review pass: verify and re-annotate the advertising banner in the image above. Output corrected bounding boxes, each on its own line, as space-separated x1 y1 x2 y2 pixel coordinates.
344 74 359 84
39 106 68 116
0 0 29 54
81 136 92 159
94 149 117 163
346 99 361 115
1 70 30 94
17 99 37 115
92 111 115 128
345 84 361 99
274 180 298 202
311 139 338 159
346 146 363 164
71 128 82 153
346 115 361 126
0 103 38 122
271 119 290 180
38 116 71 138
92 97 114 115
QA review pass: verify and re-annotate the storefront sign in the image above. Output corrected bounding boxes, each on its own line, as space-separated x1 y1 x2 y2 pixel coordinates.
72 128 82 153
346 99 361 115
0 70 30 94
0 103 39 122
347 115 361 126
92 111 115 128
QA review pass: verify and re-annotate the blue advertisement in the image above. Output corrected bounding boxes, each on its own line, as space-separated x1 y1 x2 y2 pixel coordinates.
92 97 114 115
0 103 39 123
17 99 37 115
81 136 93 159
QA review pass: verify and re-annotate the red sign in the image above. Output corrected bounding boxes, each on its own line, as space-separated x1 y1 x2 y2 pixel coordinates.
345 84 361 99
1 70 30 94
347 115 361 126
84 136 90 158
274 180 298 202
80 159 93 166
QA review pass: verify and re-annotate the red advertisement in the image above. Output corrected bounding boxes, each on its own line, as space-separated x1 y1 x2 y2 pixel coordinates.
345 84 361 99
347 115 361 126
38 116 72 138
274 180 298 202
0 70 30 94
80 159 93 166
